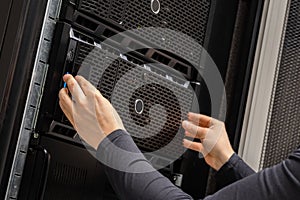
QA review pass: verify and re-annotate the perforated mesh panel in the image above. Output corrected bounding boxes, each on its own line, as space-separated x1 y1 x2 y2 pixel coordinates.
79 0 210 44
78 0 211 65
261 0 300 168
74 41 194 158
79 0 111 19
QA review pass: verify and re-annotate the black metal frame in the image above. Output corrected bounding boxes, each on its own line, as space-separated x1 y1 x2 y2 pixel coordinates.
0 0 47 198
0 0 264 199
225 0 264 150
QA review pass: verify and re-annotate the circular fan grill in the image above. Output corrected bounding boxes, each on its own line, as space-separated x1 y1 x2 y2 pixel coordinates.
76 43 194 158
96 58 191 157
129 83 181 148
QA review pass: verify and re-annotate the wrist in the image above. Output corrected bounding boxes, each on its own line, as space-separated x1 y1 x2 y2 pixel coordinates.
215 149 235 170
90 135 105 150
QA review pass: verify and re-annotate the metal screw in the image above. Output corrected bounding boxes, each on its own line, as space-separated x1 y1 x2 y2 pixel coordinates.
143 73 148 81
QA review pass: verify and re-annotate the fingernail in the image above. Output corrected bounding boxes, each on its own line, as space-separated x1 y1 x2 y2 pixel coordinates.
63 72 70 88
183 139 188 145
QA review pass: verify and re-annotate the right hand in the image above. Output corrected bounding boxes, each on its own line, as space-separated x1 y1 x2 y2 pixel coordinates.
59 74 125 150
182 113 234 171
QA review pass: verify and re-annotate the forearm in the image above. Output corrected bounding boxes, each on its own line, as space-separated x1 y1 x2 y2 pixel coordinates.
97 130 193 200
215 153 255 189
97 130 300 200
206 149 300 199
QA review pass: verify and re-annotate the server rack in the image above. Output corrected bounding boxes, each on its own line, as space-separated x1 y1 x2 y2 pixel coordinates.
0 0 263 199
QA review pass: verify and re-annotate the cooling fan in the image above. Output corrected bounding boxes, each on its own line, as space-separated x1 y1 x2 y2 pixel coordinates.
75 40 197 159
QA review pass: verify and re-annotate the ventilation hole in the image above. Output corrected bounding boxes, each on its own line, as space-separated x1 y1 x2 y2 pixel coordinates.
102 28 118 38
151 52 171 65
52 125 77 138
75 15 98 31
174 63 188 74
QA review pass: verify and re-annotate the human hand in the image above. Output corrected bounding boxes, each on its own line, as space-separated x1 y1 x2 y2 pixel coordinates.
58 74 125 150
182 113 234 171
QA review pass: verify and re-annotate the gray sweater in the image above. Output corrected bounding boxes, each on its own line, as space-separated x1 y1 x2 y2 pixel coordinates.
97 130 300 200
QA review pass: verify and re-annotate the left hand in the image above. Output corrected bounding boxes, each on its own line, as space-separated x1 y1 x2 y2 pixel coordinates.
182 113 234 171
58 74 125 150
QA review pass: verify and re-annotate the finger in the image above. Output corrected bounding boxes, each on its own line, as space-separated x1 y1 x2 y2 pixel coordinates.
187 112 212 127
182 120 208 139
59 99 74 126
183 139 204 153
75 75 97 96
185 131 205 140
59 88 73 109
59 88 75 123
63 74 85 101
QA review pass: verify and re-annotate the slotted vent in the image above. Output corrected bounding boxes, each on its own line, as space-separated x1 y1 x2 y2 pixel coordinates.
75 42 94 64
44 162 87 200
98 59 119 100
261 0 300 168
74 41 194 158
79 0 111 19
